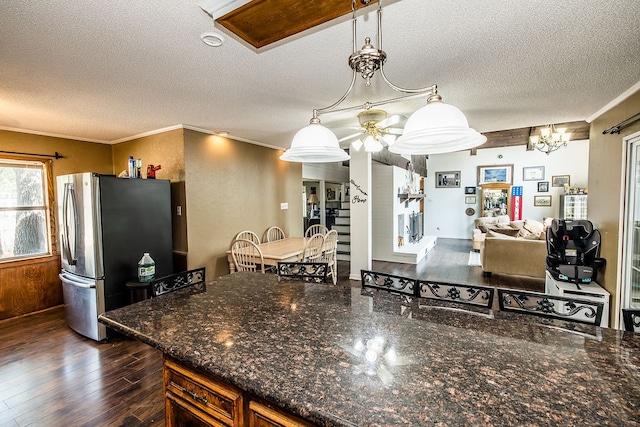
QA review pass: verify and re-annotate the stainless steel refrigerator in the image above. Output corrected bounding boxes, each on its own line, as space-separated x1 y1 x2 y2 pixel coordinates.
57 173 173 341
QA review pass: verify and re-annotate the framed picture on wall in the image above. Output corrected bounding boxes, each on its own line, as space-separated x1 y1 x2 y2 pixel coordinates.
436 171 460 188
465 196 476 204
477 164 513 185
534 195 552 207
523 166 545 181
538 181 549 192
464 186 476 194
552 175 570 187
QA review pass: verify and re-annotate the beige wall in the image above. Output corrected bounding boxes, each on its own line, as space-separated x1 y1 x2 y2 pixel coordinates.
0 130 113 180
111 128 185 181
183 130 303 277
588 89 640 327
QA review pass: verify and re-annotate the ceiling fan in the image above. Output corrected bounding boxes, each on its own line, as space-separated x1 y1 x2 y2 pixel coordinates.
338 110 407 152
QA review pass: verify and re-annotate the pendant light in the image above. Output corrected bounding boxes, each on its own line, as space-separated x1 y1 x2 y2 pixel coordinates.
280 0 485 163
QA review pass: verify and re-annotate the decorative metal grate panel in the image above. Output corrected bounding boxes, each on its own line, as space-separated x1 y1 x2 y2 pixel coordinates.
361 270 417 296
151 267 206 297
498 289 604 326
277 262 328 283
418 280 494 309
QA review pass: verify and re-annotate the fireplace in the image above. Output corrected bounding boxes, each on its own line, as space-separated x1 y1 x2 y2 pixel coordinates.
408 212 423 243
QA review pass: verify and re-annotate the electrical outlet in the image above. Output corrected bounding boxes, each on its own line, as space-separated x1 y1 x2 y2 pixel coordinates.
177 206 182 216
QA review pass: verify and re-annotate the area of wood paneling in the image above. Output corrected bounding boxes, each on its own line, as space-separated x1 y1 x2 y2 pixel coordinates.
0 255 62 320
217 0 378 48
481 121 590 150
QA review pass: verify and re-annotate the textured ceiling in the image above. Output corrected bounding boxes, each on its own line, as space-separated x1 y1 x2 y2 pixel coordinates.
1 0 639 148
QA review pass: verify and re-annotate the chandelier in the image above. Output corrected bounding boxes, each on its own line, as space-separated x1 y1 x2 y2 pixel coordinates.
280 0 486 163
528 124 571 155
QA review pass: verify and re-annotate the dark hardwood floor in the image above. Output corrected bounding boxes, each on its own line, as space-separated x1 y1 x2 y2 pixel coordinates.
0 238 542 426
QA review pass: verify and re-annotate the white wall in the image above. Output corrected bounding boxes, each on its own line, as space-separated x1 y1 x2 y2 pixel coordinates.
424 140 589 239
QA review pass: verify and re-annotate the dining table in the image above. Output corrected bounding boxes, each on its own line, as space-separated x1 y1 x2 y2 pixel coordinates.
227 236 307 273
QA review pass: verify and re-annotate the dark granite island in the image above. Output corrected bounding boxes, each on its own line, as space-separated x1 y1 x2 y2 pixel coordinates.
99 272 640 426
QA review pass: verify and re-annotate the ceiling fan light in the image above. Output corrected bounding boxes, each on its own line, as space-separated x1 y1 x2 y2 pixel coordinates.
363 135 383 152
389 100 486 155
352 139 363 151
280 122 350 163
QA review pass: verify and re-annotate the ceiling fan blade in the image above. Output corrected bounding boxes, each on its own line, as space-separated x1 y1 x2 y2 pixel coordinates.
377 114 407 129
386 128 404 135
338 132 364 143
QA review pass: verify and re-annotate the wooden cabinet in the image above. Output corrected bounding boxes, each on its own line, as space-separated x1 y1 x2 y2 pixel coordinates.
164 358 243 426
164 357 315 427
480 183 511 217
248 401 313 427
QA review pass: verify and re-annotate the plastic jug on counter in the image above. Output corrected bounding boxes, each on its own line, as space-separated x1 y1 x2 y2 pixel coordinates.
138 253 155 282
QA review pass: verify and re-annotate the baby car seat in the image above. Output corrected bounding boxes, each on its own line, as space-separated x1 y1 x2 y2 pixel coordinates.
545 219 606 285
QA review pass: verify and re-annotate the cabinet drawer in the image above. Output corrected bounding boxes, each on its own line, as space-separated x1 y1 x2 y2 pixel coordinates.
164 358 243 426
248 401 314 427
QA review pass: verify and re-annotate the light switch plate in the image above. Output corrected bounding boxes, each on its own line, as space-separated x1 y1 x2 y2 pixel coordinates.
280 202 288 210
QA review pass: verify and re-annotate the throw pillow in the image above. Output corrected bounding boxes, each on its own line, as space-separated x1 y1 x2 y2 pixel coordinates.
487 230 517 239
475 217 497 229
510 220 525 231
478 225 490 233
488 227 520 237
524 218 544 236
495 215 511 225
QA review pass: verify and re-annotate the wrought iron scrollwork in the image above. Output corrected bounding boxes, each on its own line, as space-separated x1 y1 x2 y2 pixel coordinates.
277 262 328 283
498 289 604 326
418 281 494 308
361 270 416 296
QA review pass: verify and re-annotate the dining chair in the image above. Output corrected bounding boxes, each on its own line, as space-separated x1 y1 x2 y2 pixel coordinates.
150 267 206 297
304 224 329 238
417 280 495 317
264 226 286 242
321 230 338 285
360 270 417 296
622 309 640 332
235 230 261 245
300 233 324 262
231 239 265 273
277 261 328 283
497 288 604 326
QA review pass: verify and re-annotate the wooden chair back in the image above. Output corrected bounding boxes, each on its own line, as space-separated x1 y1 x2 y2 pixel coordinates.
304 224 328 238
235 230 260 245
300 233 324 262
498 289 604 326
321 230 338 284
150 267 206 297
231 239 265 273
265 226 286 242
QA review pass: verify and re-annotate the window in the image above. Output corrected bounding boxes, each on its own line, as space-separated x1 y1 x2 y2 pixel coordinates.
0 158 52 261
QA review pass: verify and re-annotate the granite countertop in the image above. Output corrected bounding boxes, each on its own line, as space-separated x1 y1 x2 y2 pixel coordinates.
99 272 640 426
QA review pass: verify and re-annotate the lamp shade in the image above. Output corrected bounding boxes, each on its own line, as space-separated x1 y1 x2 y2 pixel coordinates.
280 122 350 163
307 193 319 204
389 100 486 155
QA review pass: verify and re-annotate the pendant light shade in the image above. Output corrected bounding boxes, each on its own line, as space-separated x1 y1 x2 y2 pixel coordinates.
389 97 486 155
280 120 350 163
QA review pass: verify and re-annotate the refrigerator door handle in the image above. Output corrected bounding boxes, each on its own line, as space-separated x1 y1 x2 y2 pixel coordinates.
62 183 79 266
59 273 96 289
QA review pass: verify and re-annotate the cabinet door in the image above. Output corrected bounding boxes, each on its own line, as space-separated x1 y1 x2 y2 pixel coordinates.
164 358 243 426
248 401 313 427
166 392 228 427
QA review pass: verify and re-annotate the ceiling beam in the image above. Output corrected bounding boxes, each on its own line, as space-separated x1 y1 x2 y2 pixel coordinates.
217 0 378 49
480 120 590 150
